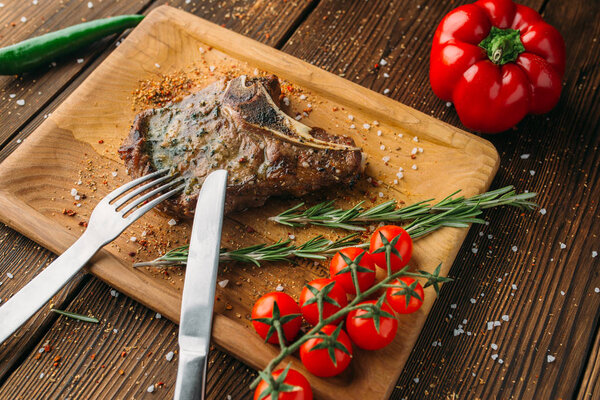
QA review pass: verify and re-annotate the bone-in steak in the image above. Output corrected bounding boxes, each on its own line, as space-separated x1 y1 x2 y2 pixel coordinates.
119 75 363 218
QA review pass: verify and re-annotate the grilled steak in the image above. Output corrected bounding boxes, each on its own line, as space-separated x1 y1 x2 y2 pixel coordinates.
119 75 363 218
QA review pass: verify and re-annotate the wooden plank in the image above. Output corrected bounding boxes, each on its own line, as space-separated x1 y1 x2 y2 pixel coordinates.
0 277 255 399
0 0 155 149
0 0 317 395
0 222 89 384
578 324 600 400
0 5 500 399
279 0 600 399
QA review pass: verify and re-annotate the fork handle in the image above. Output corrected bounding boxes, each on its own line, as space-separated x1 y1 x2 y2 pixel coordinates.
0 231 103 344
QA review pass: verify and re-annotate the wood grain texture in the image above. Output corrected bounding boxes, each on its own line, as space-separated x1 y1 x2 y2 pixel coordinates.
0 5 498 399
0 0 317 396
0 277 256 399
0 0 155 149
279 0 600 399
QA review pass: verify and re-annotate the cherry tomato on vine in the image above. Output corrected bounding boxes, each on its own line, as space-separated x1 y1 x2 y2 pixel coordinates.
299 278 348 326
252 292 302 345
369 225 413 272
346 299 398 350
330 247 376 295
299 324 353 378
254 367 313 400
385 277 424 314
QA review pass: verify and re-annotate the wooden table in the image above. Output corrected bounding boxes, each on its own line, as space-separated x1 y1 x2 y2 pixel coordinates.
0 1 598 398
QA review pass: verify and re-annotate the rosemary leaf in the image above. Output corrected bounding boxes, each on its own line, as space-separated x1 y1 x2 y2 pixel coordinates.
51 309 99 323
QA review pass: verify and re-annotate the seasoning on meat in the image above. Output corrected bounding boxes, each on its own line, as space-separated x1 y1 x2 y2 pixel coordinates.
119 75 363 217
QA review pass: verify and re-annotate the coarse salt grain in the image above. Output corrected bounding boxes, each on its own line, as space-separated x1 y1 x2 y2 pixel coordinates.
501 315 509 321
113 329 118 334
283 97 290 106
413 377 419 384
393 179 398 185
593 251 598 258
209 65 216 72
9 94 15 98
396 172 404 180
166 351 174 361
378 192 384 198
413 136 419 142
445 102 452 107
383 88 390 94
560 242 566 249
289 234 295 240
77 58 84 64
398 133 403 138
21 16 27 23
155 63 161 68
218 279 229 288
380 145 386 150
295 115 302 121
348 115 354 121
521 154 530 159
530 170 536 176
16 99 25 106
110 289 119 297
411 164 417 170
147 385 155 393
130 237 137 242
470 298 476 304
411 147 418 155
560 290 565 296
71 188 78 197
379 59 388 66
511 246 518 252
363 123 371 129
155 312 162 319
511 284 517 290
349 124 355 129
540 208 547 215
547 355 556 363
373 121 379 126
491 343 498 350
168 219 177 226
498 359 504 364
111 171 118 177
299 94 307 100
382 156 390 163
276 284 284 292
39 373 44 379
487 322 493 330
595 288 600 293
87 1 93 8
377 130 382 136
491 354 498 360
450 304 457 309
383 72 390 78
7 272 13 279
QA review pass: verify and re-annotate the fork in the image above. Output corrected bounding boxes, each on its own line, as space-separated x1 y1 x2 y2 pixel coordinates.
0 168 185 344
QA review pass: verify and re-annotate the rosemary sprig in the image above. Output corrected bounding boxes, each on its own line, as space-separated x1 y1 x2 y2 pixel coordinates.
133 234 362 268
270 185 537 231
250 261 451 394
51 309 99 323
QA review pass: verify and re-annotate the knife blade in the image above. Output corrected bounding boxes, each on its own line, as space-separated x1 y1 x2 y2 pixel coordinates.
173 170 228 400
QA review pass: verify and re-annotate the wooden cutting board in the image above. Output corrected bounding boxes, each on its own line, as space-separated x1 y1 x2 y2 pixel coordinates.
0 6 499 399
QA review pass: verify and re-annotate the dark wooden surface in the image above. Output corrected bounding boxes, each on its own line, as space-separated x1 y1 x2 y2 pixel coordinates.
0 0 598 399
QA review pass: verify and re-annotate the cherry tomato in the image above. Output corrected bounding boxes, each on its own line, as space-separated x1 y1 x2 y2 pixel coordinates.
385 277 424 314
346 299 398 350
330 247 376 295
252 292 302 345
299 278 348 326
299 324 353 377
254 367 313 400
369 225 413 272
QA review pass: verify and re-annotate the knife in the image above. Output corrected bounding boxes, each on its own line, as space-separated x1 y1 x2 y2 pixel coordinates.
173 170 228 400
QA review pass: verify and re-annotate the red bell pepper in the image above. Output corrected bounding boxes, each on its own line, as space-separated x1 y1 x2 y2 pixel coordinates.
429 0 565 133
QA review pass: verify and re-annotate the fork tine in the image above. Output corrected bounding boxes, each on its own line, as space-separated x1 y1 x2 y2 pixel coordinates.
125 184 186 223
105 168 169 202
113 173 174 209
120 177 185 215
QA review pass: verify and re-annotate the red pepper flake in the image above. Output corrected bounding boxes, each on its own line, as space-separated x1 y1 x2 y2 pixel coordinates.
44 344 52 352
246 226 256 233
90 353 96 360
78 221 88 227
53 355 62 367
121 351 127 357
410 154 417 159
128 252 136 257
98 139 104 144
62 209 77 217
332 107 338 111
238 156 247 163
157 382 165 388
119 369 124 375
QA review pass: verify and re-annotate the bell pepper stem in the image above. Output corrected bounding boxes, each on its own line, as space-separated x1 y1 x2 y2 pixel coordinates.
479 26 526 65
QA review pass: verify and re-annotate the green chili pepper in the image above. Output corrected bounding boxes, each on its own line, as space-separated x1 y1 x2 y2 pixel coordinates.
0 14 144 75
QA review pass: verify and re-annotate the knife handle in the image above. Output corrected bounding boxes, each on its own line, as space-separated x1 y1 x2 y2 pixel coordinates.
0 231 102 344
173 349 208 400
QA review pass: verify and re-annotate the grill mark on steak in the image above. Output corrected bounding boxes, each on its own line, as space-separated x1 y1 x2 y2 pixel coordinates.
119 75 363 218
